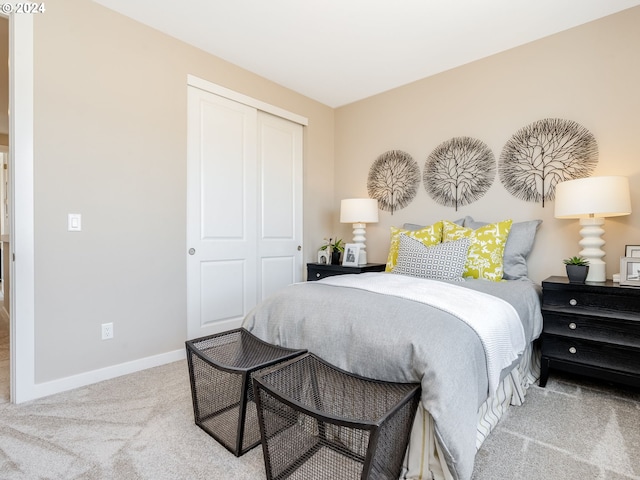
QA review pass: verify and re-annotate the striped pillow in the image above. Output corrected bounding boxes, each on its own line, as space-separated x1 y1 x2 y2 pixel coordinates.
392 234 470 281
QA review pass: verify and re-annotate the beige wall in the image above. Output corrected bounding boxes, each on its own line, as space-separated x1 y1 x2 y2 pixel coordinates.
33 0 334 382
334 6 640 284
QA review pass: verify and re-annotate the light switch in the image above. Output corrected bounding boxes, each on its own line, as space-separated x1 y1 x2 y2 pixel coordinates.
68 213 82 232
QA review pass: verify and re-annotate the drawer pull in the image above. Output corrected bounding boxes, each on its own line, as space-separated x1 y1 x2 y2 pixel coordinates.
569 299 577 306
569 347 577 354
316 273 321 278
568 322 577 330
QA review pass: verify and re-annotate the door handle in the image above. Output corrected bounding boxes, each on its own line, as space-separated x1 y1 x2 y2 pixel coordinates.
188 248 196 255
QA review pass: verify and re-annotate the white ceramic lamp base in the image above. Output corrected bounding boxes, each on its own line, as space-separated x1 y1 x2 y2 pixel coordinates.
351 222 368 265
578 217 606 282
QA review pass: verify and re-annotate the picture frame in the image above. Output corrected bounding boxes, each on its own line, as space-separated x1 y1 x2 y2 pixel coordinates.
342 243 360 267
317 249 330 264
625 245 640 258
620 256 640 286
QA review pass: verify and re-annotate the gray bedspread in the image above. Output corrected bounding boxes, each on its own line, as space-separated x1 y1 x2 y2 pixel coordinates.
242 273 543 480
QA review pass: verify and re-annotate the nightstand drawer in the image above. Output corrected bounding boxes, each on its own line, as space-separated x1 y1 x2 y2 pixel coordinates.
543 288 640 318
542 311 640 348
306 263 386 281
542 335 640 376
307 267 342 281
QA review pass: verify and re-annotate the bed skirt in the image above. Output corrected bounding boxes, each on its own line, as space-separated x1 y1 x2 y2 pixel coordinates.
402 342 541 480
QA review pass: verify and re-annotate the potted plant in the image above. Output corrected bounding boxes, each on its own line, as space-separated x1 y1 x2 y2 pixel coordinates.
321 238 345 265
563 256 589 284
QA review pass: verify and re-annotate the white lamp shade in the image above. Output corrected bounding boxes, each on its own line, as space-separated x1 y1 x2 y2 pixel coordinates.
554 176 632 219
340 198 379 223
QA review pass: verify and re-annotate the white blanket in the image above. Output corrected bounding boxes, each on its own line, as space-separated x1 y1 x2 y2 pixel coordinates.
320 272 526 394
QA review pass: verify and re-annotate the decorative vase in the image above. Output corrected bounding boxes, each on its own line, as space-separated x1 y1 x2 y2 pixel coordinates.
331 250 341 265
566 264 589 284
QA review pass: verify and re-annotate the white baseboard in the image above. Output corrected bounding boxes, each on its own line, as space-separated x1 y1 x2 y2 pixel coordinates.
27 348 187 402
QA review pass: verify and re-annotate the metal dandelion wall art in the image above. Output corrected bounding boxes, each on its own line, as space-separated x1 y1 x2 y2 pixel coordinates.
499 118 598 207
423 137 495 211
367 150 420 214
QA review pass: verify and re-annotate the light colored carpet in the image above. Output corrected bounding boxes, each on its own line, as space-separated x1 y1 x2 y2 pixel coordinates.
0 358 266 479
0 321 638 479
472 371 640 480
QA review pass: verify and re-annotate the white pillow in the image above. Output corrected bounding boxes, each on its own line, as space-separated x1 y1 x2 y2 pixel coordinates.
392 234 470 281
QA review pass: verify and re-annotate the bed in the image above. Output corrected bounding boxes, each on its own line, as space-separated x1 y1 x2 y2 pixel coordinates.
242 217 543 480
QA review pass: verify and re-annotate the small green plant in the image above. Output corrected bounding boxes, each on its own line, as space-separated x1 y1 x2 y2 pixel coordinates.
320 238 345 253
563 256 589 266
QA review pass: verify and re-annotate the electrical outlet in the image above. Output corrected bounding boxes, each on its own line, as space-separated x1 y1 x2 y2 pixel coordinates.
101 322 114 340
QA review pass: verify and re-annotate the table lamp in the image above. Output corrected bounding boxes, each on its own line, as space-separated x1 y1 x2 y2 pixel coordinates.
340 198 379 265
554 176 632 282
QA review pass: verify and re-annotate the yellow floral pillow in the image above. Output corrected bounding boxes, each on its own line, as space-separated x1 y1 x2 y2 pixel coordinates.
386 222 443 271
442 219 513 281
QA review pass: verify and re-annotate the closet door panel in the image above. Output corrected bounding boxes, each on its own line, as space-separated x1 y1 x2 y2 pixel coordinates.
257 112 303 300
187 87 257 339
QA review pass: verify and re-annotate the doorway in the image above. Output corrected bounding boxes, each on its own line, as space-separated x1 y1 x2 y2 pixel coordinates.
0 15 9 403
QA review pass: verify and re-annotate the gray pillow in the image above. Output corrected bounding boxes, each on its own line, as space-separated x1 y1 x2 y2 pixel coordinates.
403 218 464 231
463 216 542 280
392 234 470 281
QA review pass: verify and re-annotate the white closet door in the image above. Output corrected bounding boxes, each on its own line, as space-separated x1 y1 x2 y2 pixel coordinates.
187 86 258 339
187 87 303 340
257 112 303 301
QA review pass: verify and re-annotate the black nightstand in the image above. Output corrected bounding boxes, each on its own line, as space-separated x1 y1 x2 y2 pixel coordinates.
540 276 640 388
306 262 386 281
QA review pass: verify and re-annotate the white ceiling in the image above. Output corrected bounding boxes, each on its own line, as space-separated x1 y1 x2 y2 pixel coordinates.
93 0 640 108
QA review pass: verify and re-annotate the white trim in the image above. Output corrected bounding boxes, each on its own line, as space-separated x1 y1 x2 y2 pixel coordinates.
9 13 36 403
31 350 186 400
187 74 309 126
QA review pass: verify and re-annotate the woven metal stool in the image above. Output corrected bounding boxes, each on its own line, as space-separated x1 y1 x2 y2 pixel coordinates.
186 328 306 456
253 353 421 480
